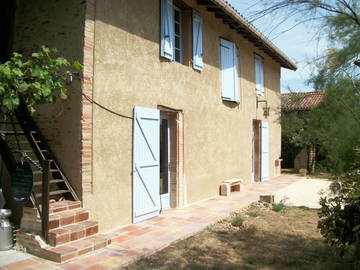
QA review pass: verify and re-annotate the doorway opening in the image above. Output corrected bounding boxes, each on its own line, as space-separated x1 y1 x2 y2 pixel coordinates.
252 120 269 182
252 120 261 182
159 107 183 209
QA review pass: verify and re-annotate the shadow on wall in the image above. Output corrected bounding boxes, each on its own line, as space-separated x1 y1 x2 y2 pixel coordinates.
95 0 222 70
12 0 86 197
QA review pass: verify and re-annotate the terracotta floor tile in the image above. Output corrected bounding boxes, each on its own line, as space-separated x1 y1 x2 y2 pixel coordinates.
3 259 40 270
84 265 111 270
60 263 85 270
77 255 107 266
111 234 132 243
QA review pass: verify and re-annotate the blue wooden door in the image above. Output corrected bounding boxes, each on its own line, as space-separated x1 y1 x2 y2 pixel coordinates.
133 106 161 223
261 121 269 181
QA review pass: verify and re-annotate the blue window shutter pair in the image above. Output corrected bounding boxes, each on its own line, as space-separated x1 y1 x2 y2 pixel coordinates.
160 0 203 71
192 10 203 71
255 55 264 96
220 39 239 102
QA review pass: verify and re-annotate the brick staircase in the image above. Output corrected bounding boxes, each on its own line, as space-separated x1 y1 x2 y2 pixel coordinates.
17 200 111 263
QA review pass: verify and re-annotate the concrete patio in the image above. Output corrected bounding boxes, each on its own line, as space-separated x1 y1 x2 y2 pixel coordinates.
0 174 307 270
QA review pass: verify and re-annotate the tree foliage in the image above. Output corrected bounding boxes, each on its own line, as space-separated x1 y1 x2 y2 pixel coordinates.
259 0 360 259
0 46 82 118
318 152 360 260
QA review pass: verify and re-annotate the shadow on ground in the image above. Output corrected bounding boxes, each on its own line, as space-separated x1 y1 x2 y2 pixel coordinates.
122 208 357 270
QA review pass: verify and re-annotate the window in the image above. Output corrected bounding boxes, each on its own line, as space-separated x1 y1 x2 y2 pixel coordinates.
160 0 203 71
220 38 239 102
173 7 182 63
255 55 264 96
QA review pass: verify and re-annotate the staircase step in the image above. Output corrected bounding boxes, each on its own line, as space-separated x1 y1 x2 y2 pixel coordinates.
33 169 58 175
50 235 111 261
49 200 81 214
16 231 111 263
33 179 65 186
48 220 98 246
0 130 36 135
49 208 89 230
35 190 71 198
23 200 81 217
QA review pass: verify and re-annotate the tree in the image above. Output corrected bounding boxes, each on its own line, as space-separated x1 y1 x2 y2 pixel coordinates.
0 45 82 118
254 0 360 260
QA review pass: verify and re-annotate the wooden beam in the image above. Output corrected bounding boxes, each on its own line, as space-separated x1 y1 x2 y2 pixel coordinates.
197 0 215 6
215 13 231 20
206 6 223 12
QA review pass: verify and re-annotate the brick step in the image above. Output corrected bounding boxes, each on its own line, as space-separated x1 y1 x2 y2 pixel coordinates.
23 200 81 217
48 220 99 246
49 208 89 230
49 200 81 213
17 231 111 263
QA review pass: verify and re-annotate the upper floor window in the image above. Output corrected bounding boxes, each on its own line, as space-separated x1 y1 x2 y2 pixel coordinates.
160 0 203 71
220 38 239 103
173 6 182 63
255 55 264 96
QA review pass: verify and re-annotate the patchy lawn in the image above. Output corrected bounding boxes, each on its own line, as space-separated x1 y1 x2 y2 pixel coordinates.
124 204 357 270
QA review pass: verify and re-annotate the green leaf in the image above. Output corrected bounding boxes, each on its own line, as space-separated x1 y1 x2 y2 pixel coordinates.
18 82 28 93
55 57 69 66
0 84 5 94
3 97 19 110
12 68 23 77
41 46 50 54
72 61 83 71
31 68 41 77
31 52 41 59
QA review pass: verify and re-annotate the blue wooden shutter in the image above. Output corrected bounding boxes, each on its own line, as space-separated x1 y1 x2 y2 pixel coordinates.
220 39 239 102
261 121 269 181
133 106 161 223
233 44 240 102
192 10 203 71
255 56 264 96
161 0 174 60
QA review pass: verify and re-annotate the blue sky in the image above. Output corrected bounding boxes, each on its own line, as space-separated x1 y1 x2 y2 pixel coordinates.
227 0 328 93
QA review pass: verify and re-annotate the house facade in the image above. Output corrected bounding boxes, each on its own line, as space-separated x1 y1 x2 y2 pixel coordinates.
8 0 296 231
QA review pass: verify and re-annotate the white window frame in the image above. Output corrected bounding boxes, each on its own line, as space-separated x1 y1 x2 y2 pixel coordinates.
255 54 264 96
173 6 182 64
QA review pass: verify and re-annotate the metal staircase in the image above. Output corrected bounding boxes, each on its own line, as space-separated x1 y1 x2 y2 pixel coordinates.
0 101 78 227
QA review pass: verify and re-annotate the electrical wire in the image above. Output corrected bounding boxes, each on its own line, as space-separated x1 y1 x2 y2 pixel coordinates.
81 92 133 120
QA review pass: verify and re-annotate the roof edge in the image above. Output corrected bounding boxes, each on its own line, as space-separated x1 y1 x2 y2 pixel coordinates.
208 0 297 70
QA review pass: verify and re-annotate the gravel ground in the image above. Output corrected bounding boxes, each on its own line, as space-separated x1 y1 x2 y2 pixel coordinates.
273 178 331 209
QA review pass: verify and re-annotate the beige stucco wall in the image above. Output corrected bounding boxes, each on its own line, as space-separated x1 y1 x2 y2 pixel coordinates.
12 0 85 195
83 0 283 231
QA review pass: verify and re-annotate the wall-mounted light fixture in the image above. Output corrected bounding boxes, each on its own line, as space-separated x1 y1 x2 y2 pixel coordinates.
256 96 270 118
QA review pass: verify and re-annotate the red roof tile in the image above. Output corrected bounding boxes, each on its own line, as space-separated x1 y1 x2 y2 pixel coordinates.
281 91 324 110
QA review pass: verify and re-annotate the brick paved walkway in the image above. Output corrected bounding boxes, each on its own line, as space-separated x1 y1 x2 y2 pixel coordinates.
0 174 304 270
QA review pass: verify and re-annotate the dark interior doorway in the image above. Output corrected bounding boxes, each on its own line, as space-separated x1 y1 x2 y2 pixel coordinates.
252 120 261 182
0 0 16 63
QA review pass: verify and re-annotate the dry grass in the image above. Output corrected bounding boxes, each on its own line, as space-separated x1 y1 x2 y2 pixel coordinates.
123 206 357 270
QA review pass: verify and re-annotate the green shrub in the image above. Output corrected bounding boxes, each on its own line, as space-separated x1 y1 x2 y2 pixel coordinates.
318 171 360 260
272 203 286 212
246 211 260 218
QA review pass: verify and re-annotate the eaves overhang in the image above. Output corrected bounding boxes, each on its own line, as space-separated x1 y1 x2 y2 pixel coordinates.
197 0 298 70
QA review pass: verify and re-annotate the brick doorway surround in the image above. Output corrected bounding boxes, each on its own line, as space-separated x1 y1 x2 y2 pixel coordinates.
158 105 186 208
